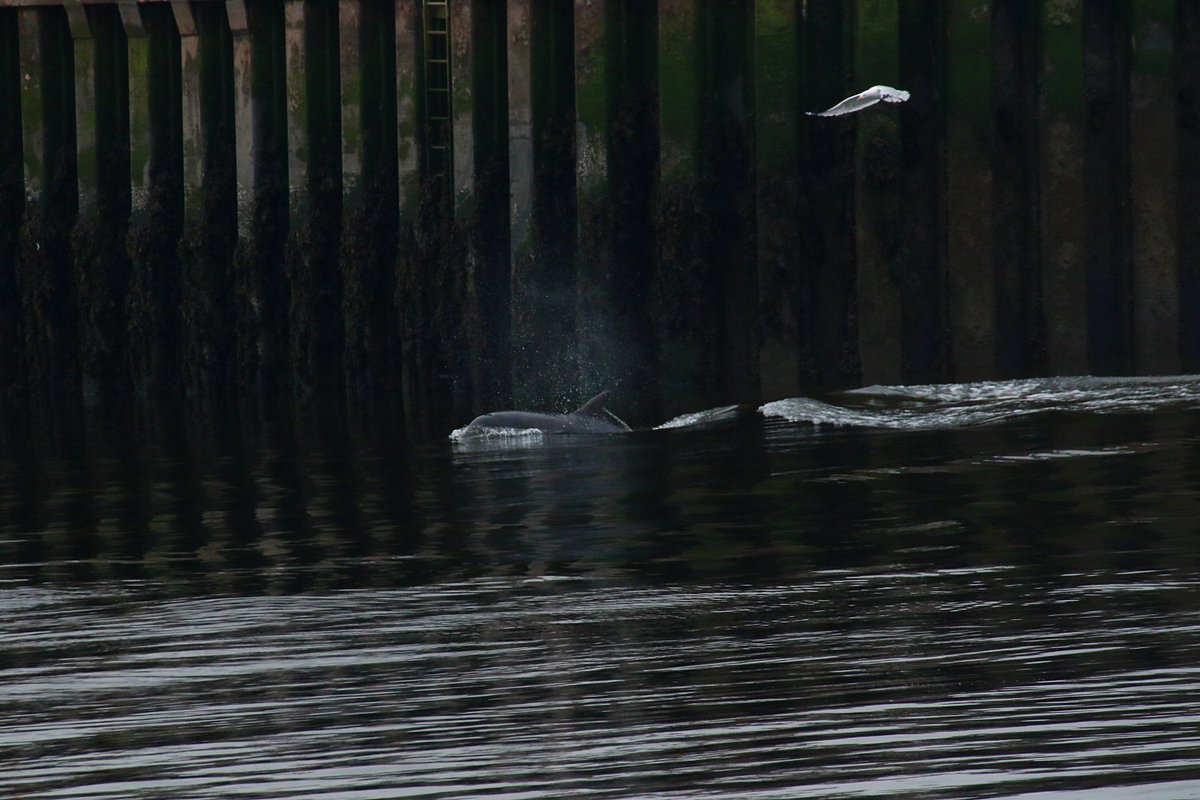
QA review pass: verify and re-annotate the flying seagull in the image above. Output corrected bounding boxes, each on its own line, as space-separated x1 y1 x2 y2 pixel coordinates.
807 85 910 117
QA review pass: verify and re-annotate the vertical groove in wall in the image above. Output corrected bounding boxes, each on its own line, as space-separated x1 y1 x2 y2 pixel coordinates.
753 0 801 401
854 0 902 387
1180 1 1200 370
613 0 661 420
393 0 428 430
1 8 23 405
801 0 857 388
505 0 533 407
341 0 399 416
179 1 238 408
897 0 948 383
467 0 510 411
992 0 1042 378
511 0 577 408
574 0 614 408
285 0 344 411
1083 1 1132 376
575 0 660 422
231 0 289 409
125 4 183 410
73 5 131 405
654 0 706 414
1130 0 1179 374
1038 0 1087 375
945 0 993 381
19 6 81 419
701 0 756 402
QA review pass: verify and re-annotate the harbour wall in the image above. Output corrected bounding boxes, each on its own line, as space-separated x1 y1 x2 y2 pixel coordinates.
1 0 1197 432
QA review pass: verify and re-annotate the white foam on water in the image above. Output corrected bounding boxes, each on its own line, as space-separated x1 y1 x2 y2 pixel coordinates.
448 425 545 443
762 375 1200 431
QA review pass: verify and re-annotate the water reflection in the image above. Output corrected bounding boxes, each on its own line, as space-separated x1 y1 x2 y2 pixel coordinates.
4 382 1200 588
3 378 1200 798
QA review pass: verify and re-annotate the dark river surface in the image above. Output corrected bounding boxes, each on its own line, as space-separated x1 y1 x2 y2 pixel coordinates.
3 376 1200 799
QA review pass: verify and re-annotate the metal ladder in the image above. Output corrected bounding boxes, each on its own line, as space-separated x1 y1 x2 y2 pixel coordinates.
422 0 452 195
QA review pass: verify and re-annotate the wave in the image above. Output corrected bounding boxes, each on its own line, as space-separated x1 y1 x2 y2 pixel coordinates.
761 375 1200 430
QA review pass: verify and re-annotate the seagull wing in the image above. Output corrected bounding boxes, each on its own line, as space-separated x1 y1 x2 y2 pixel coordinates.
807 90 881 117
806 85 910 117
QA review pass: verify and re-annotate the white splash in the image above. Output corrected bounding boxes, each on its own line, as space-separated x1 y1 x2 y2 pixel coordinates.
448 425 544 443
654 405 743 430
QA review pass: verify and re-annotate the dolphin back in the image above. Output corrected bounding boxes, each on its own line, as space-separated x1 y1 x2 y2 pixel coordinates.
460 390 630 436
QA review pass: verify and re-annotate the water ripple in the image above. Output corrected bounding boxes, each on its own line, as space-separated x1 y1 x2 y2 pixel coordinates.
1 568 1199 798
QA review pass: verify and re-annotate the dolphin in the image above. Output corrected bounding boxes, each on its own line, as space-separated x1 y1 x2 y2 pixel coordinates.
461 391 632 436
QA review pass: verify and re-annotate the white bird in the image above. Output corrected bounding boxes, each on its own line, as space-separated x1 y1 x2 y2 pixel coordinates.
806 85 910 117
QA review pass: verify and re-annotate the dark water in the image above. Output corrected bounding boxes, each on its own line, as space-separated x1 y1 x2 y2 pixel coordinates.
4 376 1200 799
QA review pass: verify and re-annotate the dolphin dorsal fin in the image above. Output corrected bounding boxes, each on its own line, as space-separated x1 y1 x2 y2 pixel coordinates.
573 391 611 418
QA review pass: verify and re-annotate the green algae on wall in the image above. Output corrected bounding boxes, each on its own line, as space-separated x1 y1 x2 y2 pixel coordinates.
992 0 1043 379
